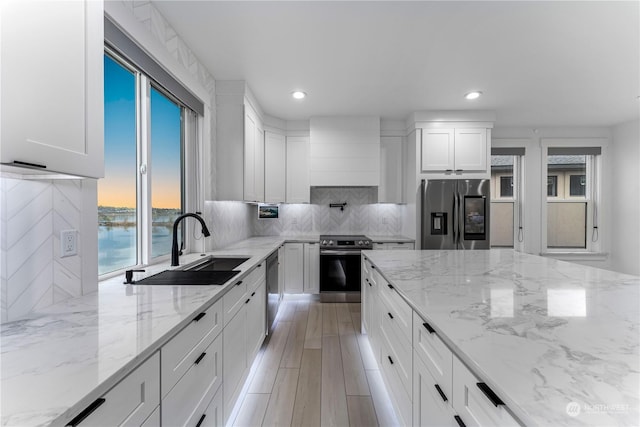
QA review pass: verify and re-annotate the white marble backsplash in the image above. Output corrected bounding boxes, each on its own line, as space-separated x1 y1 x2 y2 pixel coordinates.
0 178 85 323
204 201 254 250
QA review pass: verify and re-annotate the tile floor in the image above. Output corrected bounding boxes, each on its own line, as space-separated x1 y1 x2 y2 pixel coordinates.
229 296 400 427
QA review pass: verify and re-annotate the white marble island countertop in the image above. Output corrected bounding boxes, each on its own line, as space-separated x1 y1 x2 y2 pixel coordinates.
363 249 640 426
0 236 291 427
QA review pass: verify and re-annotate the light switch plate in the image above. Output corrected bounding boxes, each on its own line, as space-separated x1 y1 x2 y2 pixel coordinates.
60 229 77 257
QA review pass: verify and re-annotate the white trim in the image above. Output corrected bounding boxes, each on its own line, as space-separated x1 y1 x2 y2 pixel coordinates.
540 252 609 262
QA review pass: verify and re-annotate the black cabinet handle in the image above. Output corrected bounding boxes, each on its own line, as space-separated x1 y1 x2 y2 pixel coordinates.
194 352 207 365
445 169 454 172
455 169 464 172
387 284 394 290
434 384 448 402
66 398 106 426
387 355 394 365
477 382 504 406
251 292 256 297
387 312 394 319
423 322 435 334
368 281 372 287
257 264 262 267
371 265 376 269
236 280 243 286
454 415 466 427
195 414 206 427
193 312 206 322
245 298 251 304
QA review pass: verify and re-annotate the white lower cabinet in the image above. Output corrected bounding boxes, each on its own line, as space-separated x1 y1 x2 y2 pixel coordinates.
414 350 456 427
452 357 520 427
247 279 267 360
303 242 320 293
284 243 304 293
66 352 160 426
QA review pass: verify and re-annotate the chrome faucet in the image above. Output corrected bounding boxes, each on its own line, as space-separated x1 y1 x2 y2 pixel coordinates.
171 213 211 266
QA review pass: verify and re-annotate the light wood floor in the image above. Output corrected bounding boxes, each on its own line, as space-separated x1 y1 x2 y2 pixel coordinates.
229 296 400 427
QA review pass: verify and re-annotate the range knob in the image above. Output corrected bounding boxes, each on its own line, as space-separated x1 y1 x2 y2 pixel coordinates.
358 240 364 246
364 240 370 245
329 240 334 245
321 240 327 245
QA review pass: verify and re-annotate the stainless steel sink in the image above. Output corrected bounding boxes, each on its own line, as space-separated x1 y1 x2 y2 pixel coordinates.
184 256 250 272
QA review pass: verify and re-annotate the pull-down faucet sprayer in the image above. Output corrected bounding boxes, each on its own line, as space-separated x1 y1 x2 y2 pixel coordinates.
171 213 211 266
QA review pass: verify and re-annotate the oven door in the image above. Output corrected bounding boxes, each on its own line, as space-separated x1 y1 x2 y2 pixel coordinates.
319 249 362 292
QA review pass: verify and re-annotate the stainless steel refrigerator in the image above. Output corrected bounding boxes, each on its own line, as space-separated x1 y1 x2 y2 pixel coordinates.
421 179 490 249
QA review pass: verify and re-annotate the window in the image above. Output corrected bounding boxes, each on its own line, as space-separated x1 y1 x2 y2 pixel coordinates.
545 148 600 251
99 51 196 275
490 149 524 248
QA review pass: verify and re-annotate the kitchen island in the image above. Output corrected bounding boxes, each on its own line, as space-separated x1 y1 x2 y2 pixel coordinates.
362 249 640 426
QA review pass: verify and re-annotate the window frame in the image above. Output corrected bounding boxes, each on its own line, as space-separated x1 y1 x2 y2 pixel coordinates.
541 139 606 256
99 49 201 279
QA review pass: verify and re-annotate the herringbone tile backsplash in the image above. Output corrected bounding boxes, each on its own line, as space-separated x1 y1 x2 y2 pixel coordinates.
1 178 84 323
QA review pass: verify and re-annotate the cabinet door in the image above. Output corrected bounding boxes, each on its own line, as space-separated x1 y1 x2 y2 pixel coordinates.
1 0 104 178
255 124 265 202
453 129 487 172
264 132 286 203
286 137 310 203
303 242 320 293
379 136 404 203
452 357 519 427
421 129 455 172
284 243 304 293
68 352 160 426
244 108 257 202
414 350 456 427
223 308 247 420
247 280 266 360
278 245 285 297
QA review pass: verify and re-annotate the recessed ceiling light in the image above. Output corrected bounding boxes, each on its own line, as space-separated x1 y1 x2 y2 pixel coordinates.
464 91 482 100
292 91 306 100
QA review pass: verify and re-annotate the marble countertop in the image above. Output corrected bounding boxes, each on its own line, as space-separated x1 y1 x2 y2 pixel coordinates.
0 236 290 427
363 249 640 427
366 235 415 243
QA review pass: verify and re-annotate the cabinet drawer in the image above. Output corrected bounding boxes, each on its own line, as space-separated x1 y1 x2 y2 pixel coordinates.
413 311 453 400
69 352 159 426
379 301 412 397
162 333 223 427
246 262 266 293
223 276 248 326
185 384 223 427
414 350 456 427
141 406 160 427
452 356 520 427
162 299 223 397
379 340 412 427
377 271 412 342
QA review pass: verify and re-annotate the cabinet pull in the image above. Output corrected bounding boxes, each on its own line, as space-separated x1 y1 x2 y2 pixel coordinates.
251 291 256 297
195 414 206 427
236 280 243 286
194 352 207 365
455 169 464 172
423 322 435 334
434 384 448 402
371 265 376 269
245 298 251 304
193 312 207 322
387 284 394 290
445 169 454 172
66 398 106 426
257 264 262 267
13 160 47 169
368 281 372 287
476 382 504 406
387 312 394 319
454 415 466 427
387 355 394 365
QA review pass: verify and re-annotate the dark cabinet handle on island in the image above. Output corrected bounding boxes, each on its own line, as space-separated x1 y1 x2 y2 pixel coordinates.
195 414 206 427
387 312 394 319
194 352 207 365
477 382 505 406
387 284 394 290
434 384 448 402
387 355 394 365
454 415 466 427
66 398 106 426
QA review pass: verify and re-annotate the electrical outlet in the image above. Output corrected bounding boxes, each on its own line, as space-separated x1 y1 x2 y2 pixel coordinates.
60 229 77 257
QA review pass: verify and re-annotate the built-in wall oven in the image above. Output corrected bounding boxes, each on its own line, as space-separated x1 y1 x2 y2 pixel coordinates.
319 235 372 298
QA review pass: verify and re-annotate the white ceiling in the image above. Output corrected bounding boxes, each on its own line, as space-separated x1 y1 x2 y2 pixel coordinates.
152 1 639 127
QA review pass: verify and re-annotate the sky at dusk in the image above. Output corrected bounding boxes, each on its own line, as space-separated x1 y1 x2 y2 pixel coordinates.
99 54 182 210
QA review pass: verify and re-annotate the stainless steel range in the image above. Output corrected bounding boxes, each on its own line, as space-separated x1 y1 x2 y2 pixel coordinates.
319 235 372 296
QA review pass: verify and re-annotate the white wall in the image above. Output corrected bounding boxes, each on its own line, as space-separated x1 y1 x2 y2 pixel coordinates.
611 119 640 275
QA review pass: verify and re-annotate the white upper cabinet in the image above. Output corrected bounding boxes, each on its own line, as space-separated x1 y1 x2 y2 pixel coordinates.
309 116 380 186
286 136 310 203
421 128 488 175
216 81 265 201
1 0 104 178
379 136 404 204
264 132 286 203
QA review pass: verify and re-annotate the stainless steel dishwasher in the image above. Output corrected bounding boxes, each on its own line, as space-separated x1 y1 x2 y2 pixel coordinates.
266 251 279 334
